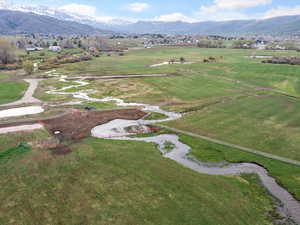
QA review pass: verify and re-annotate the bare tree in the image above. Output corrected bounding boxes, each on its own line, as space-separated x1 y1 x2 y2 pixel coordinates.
0 40 17 64
61 39 74 49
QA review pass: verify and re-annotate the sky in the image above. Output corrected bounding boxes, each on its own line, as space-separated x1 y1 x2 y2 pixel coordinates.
9 0 300 23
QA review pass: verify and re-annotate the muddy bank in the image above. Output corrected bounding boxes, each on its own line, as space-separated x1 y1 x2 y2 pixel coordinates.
42 108 146 140
0 108 146 140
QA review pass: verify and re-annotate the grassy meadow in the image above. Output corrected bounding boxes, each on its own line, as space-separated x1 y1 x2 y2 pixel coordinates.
179 134 300 200
0 137 275 225
41 47 300 161
2 46 300 224
0 81 28 104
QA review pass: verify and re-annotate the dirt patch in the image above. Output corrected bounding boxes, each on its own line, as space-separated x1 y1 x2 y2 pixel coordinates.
50 145 72 155
0 108 146 141
42 108 147 141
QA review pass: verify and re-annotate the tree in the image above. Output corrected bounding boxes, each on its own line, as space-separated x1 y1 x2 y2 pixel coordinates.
23 61 34 75
231 40 255 49
61 39 74 49
0 40 17 64
282 42 299 51
180 57 186 64
197 40 225 48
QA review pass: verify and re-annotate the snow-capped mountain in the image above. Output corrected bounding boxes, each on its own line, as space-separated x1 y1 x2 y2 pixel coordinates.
0 1 131 26
1 1 300 35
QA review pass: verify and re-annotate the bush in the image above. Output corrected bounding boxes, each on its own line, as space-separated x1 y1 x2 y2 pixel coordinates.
6 63 22 70
262 57 300 65
39 63 58 71
46 56 59 64
197 40 225 48
0 63 22 70
80 55 92 61
0 142 31 163
59 56 81 64
231 40 255 49
180 57 186 64
23 61 34 75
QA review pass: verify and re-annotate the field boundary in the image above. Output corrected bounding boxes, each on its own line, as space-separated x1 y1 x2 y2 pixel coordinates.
158 125 300 167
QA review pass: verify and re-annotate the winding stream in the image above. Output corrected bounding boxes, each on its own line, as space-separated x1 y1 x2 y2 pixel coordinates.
44 70 300 224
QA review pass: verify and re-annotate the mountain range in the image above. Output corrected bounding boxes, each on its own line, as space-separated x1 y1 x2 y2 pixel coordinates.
0 2 300 36
0 10 112 35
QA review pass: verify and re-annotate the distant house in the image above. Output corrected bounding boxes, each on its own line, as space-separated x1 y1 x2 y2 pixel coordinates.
88 47 97 52
274 45 286 50
26 47 44 52
49 46 62 52
26 48 36 52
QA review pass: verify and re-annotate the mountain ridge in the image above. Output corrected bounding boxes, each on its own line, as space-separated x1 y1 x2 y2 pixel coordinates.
0 9 112 35
0 3 300 36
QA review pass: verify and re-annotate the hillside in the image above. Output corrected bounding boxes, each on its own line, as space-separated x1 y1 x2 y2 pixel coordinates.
0 10 111 35
105 15 300 35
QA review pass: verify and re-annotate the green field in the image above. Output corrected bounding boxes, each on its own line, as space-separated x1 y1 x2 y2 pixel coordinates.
45 47 300 162
2 46 300 224
179 134 300 200
0 81 28 104
0 138 275 225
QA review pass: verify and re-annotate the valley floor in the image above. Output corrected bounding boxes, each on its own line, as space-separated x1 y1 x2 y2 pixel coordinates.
0 47 300 224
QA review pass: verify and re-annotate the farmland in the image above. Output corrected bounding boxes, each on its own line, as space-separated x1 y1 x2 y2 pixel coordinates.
1 46 300 224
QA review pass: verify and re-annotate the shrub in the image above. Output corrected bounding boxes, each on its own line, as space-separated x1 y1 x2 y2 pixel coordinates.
262 57 300 65
180 57 186 64
5 63 22 70
46 56 59 64
80 55 92 61
23 61 34 75
39 63 58 71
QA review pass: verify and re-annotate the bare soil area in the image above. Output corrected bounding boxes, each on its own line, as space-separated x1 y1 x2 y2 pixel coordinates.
42 108 146 140
0 108 146 141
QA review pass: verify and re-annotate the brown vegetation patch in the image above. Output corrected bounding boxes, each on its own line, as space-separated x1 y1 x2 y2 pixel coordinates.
0 108 146 142
262 57 300 65
42 108 146 141
50 145 72 155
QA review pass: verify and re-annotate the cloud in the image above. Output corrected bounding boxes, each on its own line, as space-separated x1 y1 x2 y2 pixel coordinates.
194 0 272 21
155 13 199 23
197 11 251 21
0 0 9 5
126 2 150 12
263 5 300 18
201 0 272 12
59 3 97 16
